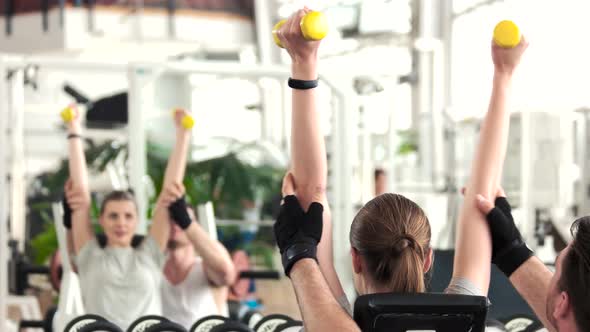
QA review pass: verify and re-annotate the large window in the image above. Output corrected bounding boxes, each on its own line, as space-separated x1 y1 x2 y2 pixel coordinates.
451 0 590 117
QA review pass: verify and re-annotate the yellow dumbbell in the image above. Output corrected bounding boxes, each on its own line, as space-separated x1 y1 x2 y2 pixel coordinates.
181 114 195 129
60 106 75 122
172 109 195 130
493 20 521 48
272 11 328 48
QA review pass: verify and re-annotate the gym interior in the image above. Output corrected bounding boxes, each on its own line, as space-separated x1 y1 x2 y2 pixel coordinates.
2 1 589 332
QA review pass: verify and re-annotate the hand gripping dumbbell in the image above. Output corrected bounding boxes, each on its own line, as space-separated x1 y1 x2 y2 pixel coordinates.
493 20 521 48
272 11 328 48
172 108 195 130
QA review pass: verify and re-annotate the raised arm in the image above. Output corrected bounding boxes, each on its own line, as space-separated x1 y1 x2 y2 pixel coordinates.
157 184 237 286
65 105 94 254
275 174 358 331
475 193 556 331
277 8 345 299
150 109 192 250
452 39 528 293
186 208 235 287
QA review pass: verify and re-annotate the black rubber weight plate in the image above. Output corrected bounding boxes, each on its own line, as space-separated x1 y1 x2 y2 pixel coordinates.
64 314 108 332
275 320 303 332
210 321 253 332
78 320 124 332
253 314 293 332
127 315 170 332
190 315 229 332
145 321 188 332
241 311 263 328
504 316 536 332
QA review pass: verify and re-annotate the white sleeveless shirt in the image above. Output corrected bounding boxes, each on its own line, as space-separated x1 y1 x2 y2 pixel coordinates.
161 257 225 329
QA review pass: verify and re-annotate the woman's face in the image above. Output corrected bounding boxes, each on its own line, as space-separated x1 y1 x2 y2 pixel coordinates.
99 200 138 247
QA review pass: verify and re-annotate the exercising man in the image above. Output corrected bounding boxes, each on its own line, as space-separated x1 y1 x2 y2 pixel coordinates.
154 109 237 328
475 192 590 332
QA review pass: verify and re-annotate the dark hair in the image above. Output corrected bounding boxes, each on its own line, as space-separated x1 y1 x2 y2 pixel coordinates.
374 168 386 180
100 190 137 215
350 193 431 293
559 217 590 330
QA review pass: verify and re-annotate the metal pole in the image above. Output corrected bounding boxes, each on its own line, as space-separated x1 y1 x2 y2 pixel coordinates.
328 80 358 302
166 0 176 38
8 68 26 252
520 112 535 249
127 65 148 233
134 0 144 42
0 59 9 332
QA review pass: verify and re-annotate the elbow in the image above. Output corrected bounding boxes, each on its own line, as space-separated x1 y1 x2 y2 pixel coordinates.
213 262 237 287
222 263 238 287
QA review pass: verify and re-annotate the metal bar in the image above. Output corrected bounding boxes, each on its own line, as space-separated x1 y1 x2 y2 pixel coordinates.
59 0 65 28
238 271 280 280
2 57 128 71
86 0 95 33
53 203 73 274
216 219 275 227
134 0 144 41
166 0 176 38
197 202 217 241
8 69 26 252
453 0 503 19
147 61 291 78
5 0 14 36
42 0 49 32
127 65 148 233
0 59 9 332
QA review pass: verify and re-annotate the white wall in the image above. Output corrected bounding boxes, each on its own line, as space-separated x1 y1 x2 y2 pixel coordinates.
0 7 255 54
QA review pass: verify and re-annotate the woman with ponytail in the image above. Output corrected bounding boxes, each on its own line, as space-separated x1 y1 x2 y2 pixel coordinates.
272 8 528 332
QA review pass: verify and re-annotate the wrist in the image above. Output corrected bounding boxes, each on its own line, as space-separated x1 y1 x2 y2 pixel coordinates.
176 129 191 137
493 70 514 83
495 243 534 277
68 123 82 134
292 61 318 80
281 242 318 277
289 258 317 279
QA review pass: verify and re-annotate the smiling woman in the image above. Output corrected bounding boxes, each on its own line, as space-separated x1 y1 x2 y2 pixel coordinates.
62 105 171 330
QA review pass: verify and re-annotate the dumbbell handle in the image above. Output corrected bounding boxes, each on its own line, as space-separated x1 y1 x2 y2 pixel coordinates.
19 320 44 328
22 264 50 275
239 270 280 279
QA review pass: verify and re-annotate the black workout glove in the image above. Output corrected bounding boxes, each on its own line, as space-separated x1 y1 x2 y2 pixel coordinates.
168 196 192 230
485 196 533 277
273 195 323 277
62 194 72 229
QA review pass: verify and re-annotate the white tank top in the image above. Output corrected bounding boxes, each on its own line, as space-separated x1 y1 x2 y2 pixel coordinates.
161 258 224 329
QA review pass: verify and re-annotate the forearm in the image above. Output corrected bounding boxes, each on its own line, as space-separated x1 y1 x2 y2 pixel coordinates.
67 123 89 195
453 72 514 294
291 61 327 208
185 222 235 286
66 231 75 255
71 209 94 253
149 206 171 251
67 123 94 253
468 72 513 199
163 130 191 186
509 257 556 332
316 205 345 297
290 259 360 332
